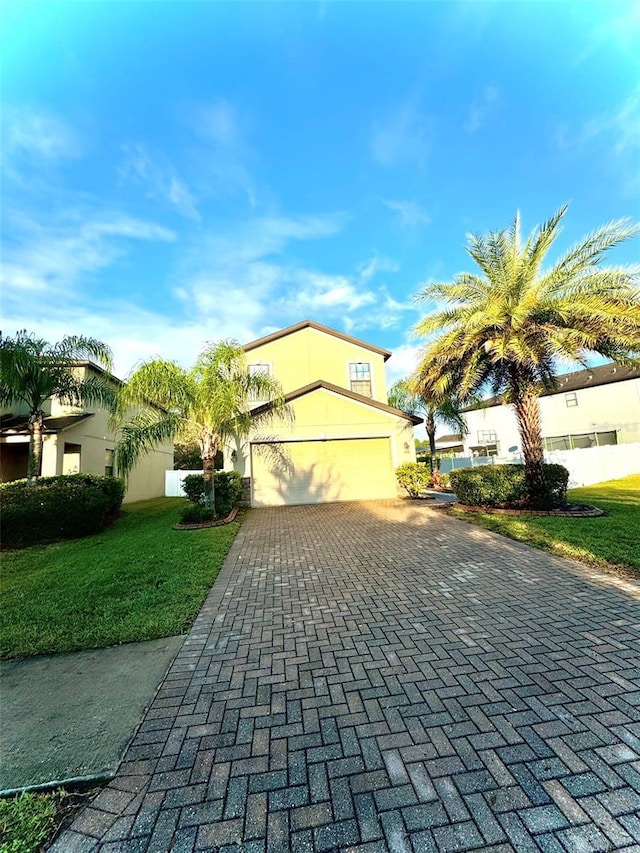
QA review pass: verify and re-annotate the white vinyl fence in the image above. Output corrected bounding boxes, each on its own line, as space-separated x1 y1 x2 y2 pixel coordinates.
165 469 203 497
440 442 640 488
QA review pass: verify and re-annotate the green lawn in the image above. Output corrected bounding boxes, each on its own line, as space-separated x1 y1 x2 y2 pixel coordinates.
0 498 240 660
451 474 640 576
0 790 63 853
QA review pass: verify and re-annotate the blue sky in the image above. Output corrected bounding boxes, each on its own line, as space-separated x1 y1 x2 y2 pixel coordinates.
2 0 639 387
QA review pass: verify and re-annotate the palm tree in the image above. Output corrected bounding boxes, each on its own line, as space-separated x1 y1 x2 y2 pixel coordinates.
115 340 287 512
413 205 640 507
0 331 116 479
388 378 467 457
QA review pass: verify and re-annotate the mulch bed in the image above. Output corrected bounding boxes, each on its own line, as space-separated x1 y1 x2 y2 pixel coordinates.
173 506 239 530
456 503 605 518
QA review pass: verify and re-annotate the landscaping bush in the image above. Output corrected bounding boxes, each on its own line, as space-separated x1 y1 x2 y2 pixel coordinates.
449 463 569 508
1 478 110 545
179 503 216 524
396 462 431 498
181 470 243 517
181 473 206 505
1 474 125 514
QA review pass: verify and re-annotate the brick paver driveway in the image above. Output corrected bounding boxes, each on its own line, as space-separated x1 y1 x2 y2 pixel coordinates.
54 501 640 853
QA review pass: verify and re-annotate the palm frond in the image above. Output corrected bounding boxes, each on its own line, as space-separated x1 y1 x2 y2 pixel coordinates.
115 411 181 478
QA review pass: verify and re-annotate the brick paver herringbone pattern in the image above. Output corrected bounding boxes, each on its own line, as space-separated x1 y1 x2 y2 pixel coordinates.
51 501 640 853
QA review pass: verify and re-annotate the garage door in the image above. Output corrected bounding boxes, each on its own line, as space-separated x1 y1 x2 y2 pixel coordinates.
251 437 395 507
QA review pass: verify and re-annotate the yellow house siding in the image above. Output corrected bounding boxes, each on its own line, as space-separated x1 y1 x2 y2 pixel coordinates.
251 436 396 507
246 386 415 476
246 327 388 402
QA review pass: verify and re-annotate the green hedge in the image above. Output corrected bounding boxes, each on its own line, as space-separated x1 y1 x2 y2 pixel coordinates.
181 471 243 518
1 474 125 514
1 478 111 545
395 462 431 498
449 463 569 508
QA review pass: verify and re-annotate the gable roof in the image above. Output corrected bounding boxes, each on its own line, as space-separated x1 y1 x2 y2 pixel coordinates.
251 380 422 425
243 320 392 362
462 363 639 412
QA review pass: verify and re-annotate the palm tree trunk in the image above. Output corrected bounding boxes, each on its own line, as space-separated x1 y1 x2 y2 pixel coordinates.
426 411 437 455
512 390 547 507
201 432 218 513
28 411 44 479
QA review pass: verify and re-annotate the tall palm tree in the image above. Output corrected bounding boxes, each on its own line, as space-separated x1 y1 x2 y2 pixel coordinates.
413 205 640 507
0 331 116 479
388 378 467 456
115 340 287 511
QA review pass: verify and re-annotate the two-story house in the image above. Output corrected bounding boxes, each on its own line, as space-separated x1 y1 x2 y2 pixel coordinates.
458 363 640 457
0 362 173 503
225 320 420 507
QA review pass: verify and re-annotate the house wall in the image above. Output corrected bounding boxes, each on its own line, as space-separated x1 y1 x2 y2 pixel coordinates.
246 327 389 402
230 387 416 477
462 377 640 455
1 364 173 502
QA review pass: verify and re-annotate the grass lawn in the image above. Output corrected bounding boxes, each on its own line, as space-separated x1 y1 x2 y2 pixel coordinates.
0 788 99 853
451 474 640 577
0 790 63 853
0 498 240 660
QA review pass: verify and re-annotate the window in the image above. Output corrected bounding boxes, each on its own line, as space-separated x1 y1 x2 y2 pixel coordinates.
349 362 372 397
565 392 578 407
543 431 617 451
477 430 497 443
248 363 272 403
63 442 81 475
105 449 115 477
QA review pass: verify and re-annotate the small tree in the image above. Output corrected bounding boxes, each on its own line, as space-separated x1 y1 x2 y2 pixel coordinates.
388 378 467 457
0 331 116 478
115 340 287 512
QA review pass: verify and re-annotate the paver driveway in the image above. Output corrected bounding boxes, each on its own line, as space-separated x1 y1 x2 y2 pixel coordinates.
53 501 640 853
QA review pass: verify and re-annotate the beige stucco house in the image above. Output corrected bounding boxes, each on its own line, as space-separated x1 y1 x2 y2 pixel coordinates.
0 362 173 503
225 320 420 507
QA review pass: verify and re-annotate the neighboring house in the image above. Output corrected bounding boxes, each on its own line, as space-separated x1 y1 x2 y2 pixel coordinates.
433 433 465 455
459 363 640 457
0 362 173 503
226 320 420 507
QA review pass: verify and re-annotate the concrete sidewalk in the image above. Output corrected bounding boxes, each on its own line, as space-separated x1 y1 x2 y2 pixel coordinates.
0 636 183 793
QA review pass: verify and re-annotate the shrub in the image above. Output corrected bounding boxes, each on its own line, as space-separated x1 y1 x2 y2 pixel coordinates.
181 474 206 505
214 470 243 517
449 463 569 508
1 478 110 545
181 470 243 517
179 504 215 524
1 474 125 514
395 462 431 498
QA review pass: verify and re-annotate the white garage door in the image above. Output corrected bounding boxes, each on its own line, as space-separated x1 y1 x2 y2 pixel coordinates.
251 437 395 507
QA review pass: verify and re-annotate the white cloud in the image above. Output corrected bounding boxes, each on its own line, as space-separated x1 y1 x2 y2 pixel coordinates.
1 209 175 297
385 343 423 386
463 86 500 133
357 254 399 283
119 143 200 220
371 98 432 167
174 214 411 338
194 98 242 147
190 97 257 205
3 106 80 162
554 87 640 194
383 199 431 228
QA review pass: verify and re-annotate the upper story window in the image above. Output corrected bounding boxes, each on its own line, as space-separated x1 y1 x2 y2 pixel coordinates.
477 430 497 443
349 362 372 398
565 392 578 407
248 363 272 403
